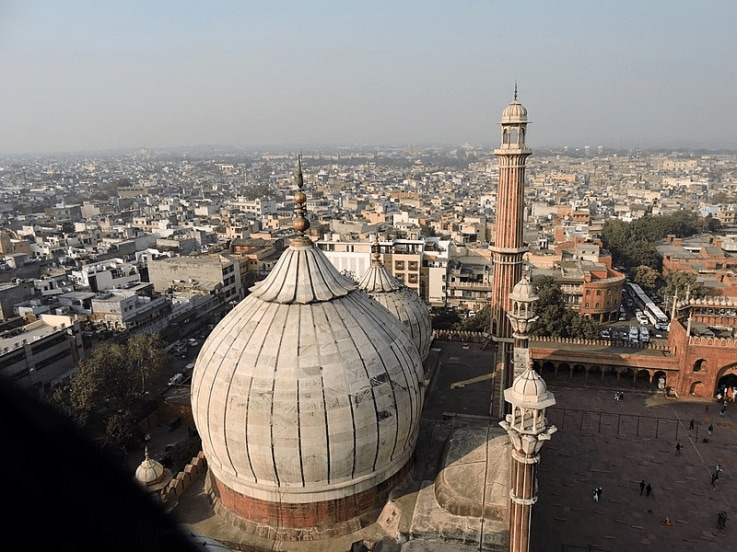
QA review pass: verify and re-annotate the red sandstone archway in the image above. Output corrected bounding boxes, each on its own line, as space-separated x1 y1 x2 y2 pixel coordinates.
715 364 737 399
690 381 705 396
653 370 667 392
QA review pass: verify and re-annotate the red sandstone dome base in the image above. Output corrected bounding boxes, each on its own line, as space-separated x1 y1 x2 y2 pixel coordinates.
204 466 410 541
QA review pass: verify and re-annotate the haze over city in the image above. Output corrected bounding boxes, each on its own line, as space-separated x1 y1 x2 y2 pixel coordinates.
1 0 736 155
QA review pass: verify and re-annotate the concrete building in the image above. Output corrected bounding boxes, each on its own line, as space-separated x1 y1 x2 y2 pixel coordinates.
0 314 84 396
147 253 243 306
0 279 35 320
71 258 141 292
90 283 171 332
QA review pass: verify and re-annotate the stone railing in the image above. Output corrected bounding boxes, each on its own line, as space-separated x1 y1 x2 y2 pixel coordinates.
432 330 489 343
531 335 670 352
688 336 737 348
431 330 670 352
163 450 208 505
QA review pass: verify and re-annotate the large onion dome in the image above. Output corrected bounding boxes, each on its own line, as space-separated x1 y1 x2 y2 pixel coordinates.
191 162 424 526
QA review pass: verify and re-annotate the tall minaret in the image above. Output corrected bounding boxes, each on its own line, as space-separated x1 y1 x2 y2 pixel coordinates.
490 87 531 417
500 274 556 552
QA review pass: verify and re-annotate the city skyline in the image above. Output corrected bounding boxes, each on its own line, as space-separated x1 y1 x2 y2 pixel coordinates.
1 0 736 155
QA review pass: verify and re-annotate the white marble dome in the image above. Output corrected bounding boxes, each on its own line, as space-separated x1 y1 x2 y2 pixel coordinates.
510 367 552 406
134 448 172 493
135 449 167 486
510 275 537 303
357 247 432 362
501 98 528 123
191 235 424 505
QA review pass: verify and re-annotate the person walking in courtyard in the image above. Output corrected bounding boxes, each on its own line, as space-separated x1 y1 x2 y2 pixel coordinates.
712 471 720 490
675 442 682 456
640 480 645 495
708 423 714 435
689 418 695 430
646 483 652 497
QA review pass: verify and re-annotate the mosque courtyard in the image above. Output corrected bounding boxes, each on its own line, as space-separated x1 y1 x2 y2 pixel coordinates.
170 340 736 551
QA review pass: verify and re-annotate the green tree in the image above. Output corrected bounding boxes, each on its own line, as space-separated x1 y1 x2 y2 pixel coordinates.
69 342 128 427
456 304 491 332
529 275 601 339
710 192 735 204
432 308 461 330
529 275 567 337
420 224 437 238
601 211 717 271
105 411 138 453
60 334 170 446
631 265 659 291
659 271 707 303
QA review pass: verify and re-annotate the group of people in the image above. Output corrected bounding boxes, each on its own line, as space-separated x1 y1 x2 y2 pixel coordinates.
613 391 625 402
639 480 653 497
592 486 603 502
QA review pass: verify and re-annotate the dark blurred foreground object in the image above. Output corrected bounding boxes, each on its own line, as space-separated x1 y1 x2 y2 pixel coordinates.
0 377 203 552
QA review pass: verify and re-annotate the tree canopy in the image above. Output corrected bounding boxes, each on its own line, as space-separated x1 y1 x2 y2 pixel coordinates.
52 334 171 451
601 211 722 271
529 275 600 339
631 265 659 291
659 271 707 303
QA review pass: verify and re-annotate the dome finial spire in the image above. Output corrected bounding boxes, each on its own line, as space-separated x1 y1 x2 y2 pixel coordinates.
371 233 382 265
514 81 518 101
292 154 310 238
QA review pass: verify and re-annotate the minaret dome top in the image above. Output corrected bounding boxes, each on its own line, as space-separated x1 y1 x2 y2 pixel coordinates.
501 99 528 124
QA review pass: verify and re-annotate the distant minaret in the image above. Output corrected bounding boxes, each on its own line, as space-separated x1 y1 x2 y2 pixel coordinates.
490 87 532 417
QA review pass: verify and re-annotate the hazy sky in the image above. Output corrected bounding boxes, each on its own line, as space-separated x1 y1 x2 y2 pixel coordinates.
1 1 736 155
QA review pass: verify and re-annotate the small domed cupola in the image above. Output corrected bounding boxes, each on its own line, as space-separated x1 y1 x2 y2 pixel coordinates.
499 84 529 149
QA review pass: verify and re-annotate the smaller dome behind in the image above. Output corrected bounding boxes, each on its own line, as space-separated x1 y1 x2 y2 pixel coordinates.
357 242 432 362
